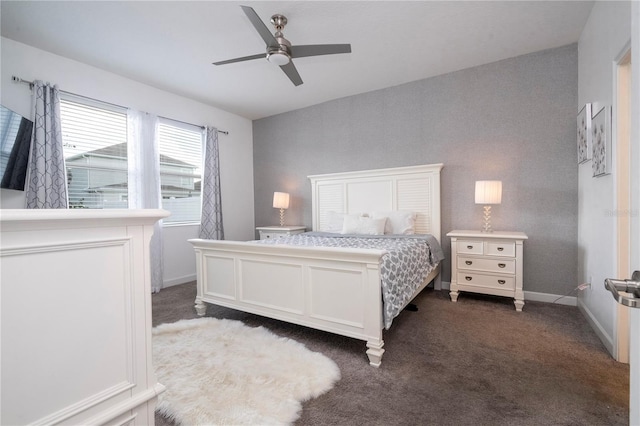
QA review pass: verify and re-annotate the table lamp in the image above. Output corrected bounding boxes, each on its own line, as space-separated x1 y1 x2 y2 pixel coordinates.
475 181 502 233
273 192 290 226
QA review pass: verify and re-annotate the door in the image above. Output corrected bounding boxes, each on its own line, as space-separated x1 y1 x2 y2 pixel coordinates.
611 26 638 424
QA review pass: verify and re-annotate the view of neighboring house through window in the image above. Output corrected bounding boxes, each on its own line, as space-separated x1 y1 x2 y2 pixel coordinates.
60 97 128 209
60 96 203 224
158 119 203 224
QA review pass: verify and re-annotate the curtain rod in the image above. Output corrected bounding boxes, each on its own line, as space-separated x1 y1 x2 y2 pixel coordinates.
11 75 229 135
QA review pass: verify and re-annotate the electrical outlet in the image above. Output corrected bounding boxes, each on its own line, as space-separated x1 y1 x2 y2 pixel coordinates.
577 283 590 291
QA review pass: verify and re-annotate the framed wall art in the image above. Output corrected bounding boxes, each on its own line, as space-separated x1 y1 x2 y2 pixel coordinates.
592 106 611 177
577 103 591 164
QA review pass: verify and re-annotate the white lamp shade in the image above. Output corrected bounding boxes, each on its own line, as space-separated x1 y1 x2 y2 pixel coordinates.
475 181 502 205
273 192 290 209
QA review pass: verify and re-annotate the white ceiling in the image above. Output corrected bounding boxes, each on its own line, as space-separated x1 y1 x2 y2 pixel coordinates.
1 1 594 120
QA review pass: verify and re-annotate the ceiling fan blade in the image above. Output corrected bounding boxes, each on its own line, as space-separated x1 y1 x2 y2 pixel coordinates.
213 53 265 66
240 5 279 50
280 62 303 86
290 44 352 58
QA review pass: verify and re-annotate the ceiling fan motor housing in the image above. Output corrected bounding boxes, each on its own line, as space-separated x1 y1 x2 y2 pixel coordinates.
267 34 292 65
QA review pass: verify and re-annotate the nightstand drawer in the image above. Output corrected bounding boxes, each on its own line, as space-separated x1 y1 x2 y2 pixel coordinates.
457 240 484 255
485 241 516 257
256 226 306 240
259 231 282 240
457 272 515 290
457 256 515 274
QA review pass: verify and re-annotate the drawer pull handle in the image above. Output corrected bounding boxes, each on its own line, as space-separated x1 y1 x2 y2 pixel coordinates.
467 245 474 249
498 263 506 268
497 247 504 251
465 261 473 265
465 276 472 281
498 280 506 285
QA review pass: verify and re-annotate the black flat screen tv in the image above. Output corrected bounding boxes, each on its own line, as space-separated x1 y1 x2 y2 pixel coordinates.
0 104 33 191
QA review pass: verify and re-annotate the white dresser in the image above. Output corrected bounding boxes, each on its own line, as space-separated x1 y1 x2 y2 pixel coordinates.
447 230 528 311
0 209 169 426
256 225 306 240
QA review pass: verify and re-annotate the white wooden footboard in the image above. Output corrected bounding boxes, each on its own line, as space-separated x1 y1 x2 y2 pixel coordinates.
189 239 389 366
189 238 440 367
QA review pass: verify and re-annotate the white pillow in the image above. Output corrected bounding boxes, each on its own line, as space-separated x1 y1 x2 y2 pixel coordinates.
341 216 386 235
370 211 416 235
324 212 366 233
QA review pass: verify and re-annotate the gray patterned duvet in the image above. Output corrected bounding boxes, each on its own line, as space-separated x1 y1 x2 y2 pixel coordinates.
255 232 444 329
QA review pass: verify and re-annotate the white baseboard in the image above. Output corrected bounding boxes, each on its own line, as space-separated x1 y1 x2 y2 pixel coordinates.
524 291 577 306
577 298 614 356
437 282 577 306
163 274 196 288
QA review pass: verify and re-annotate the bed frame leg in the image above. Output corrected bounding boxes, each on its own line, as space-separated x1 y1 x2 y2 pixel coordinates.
366 340 385 368
194 297 207 316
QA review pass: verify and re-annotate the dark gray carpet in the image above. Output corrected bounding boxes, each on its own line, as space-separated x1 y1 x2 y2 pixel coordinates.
153 282 629 425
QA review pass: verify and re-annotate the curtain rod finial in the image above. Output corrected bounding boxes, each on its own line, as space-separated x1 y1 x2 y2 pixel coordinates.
12 75 34 89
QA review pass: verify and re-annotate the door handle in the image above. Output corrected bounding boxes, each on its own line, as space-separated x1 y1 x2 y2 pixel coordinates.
605 270 640 308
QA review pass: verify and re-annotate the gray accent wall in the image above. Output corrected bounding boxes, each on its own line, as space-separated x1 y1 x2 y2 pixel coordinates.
253 44 578 295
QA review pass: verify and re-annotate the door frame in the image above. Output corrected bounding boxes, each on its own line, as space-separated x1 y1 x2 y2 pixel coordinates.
613 43 632 363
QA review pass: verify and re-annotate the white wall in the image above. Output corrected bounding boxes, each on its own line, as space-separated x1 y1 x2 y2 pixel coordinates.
577 1 632 354
0 37 256 286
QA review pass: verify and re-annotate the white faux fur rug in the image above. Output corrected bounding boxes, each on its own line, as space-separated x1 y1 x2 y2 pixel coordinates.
152 317 341 425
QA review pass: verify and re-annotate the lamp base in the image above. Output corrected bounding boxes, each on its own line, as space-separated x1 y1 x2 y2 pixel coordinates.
481 205 493 233
279 208 285 227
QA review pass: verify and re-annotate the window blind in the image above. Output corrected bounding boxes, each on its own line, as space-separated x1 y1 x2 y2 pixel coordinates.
157 120 203 224
60 98 128 209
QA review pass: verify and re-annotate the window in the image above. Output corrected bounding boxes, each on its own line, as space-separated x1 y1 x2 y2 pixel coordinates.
60 97 128 209
158 120 203 224
59 95 204 224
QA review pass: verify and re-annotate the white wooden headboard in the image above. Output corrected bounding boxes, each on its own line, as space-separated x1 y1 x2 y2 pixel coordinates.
308 164 443 243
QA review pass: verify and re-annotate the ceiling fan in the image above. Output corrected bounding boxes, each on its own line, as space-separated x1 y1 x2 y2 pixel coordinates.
213 5 351 86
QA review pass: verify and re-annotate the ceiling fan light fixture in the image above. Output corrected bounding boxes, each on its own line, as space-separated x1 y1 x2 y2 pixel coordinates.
267 51 290 66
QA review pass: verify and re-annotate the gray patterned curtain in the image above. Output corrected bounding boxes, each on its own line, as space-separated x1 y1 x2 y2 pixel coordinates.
199 126 224 239
25 80 68 208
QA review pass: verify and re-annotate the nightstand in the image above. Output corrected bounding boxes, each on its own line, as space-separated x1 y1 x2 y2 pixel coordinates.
447 230 528 311
256 226 306 240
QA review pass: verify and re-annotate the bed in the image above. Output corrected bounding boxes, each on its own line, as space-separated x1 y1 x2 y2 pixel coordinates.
189 163 443 366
